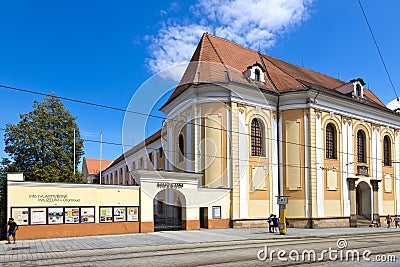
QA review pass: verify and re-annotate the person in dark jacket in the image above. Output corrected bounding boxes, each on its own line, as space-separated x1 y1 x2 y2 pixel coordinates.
267 214 274 233
6 218 18 244
272 215 279 233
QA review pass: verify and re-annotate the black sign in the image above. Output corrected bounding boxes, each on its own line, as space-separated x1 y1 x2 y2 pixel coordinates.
156 182 183 189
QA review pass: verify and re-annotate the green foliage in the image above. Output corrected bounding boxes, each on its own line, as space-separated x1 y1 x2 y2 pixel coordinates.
4 95 84 183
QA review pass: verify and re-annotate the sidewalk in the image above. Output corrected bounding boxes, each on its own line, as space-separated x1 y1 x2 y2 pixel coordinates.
0 226 397 257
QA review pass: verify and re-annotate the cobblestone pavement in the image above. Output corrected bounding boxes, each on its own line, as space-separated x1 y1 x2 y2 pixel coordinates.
0 227 398 266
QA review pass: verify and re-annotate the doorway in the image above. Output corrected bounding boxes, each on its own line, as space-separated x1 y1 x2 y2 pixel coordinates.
200 207 208 228
153 189 185 231
356 181 372 220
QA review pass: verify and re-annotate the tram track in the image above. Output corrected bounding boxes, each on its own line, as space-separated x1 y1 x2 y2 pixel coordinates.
3 231 399 266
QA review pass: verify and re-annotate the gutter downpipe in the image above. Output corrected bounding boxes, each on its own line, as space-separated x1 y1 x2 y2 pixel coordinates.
258 53 282 197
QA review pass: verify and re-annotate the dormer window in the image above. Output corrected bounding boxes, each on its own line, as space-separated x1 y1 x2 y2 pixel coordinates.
350 78 365 98
356 84 362 97
245 63 265 82
254 69 260 81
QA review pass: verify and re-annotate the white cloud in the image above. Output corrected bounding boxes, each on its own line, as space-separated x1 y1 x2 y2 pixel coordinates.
147 0 313 81
146 23 211 80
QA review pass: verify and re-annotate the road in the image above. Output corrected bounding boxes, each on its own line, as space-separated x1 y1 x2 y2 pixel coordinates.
2 230 399 266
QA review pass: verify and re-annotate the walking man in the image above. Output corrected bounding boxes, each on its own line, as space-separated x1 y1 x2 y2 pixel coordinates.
395 215 400 228
6 218 18 244
267 214 273 233
386 214 392 228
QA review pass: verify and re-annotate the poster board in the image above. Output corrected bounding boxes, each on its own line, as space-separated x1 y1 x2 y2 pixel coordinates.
48 207 64 224
113 207 126 222
100 207 113 222
212 206 221 219
65 207 80 224
127 207 139 222
11 207 29 225
31 208 47 225
81 207 95 223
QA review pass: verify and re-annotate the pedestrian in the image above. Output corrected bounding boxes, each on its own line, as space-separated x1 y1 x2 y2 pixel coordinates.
394 215 400 228
267 214 274 233
272 215 279 233
386 214 392 228
6 218 18 244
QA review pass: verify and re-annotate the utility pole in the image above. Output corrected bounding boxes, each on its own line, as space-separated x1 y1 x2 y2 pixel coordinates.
73 128 76 175
99 132 103 184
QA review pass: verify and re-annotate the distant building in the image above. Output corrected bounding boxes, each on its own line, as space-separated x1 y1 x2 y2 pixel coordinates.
82 158 113 184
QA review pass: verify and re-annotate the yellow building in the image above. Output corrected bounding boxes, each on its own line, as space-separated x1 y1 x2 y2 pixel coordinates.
8 33 400 239
102 33 400 229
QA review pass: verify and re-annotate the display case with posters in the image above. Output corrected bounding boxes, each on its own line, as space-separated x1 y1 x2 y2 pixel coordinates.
65 207 80 223
31 207 47 225
100 207 113 222
11 207 29 225
212 206 221 219
80 207 95 223
127 207 139 222
48 207 64 224
113 207 126 222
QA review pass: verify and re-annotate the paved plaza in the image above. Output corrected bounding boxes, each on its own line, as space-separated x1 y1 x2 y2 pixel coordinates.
0 227 398 266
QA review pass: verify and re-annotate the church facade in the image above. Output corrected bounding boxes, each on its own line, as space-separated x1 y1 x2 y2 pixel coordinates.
100 33 400 230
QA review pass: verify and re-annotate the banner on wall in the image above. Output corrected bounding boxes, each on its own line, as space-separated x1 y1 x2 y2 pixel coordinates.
48 207 64 224
113 207 126 222
100 207 113 222
11 208 29 225
127 207 139 222
31 208 46 225
81 207 95 223
65 207 80 223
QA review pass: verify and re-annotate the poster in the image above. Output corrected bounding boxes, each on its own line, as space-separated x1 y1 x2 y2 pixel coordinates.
48 207 64 224
65 207 80 223
100 207 113 222
81 207 95 223
11 207 29 225
113 207 126 222
31 208 46 225
212 206 221 219
127 207 139 222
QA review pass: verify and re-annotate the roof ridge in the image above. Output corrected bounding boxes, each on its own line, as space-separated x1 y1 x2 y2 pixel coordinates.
204 33 259 56
263 53 345 84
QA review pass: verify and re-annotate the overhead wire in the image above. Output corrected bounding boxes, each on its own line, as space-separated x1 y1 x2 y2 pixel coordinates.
0 85 396 181
357 0 399 101
0 84 396 164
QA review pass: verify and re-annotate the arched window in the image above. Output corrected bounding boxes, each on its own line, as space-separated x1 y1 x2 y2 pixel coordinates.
178 133 184 162
357 130 366 163
356 84 362 97
383 136 391 166
251 118 264 157
254 69 260 81
326 123 336 159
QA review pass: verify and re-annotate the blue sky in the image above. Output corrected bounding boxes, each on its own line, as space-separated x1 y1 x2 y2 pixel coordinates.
1 0 400 168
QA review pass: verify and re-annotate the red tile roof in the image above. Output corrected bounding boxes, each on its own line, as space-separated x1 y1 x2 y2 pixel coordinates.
164 33 387 109
84 158 113 175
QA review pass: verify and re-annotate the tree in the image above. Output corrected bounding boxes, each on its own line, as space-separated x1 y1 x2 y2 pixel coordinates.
0 160 7 240
4 95 84 183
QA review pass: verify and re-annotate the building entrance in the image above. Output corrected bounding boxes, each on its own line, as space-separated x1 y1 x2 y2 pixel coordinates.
356 181 371 220
153 189 185 231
